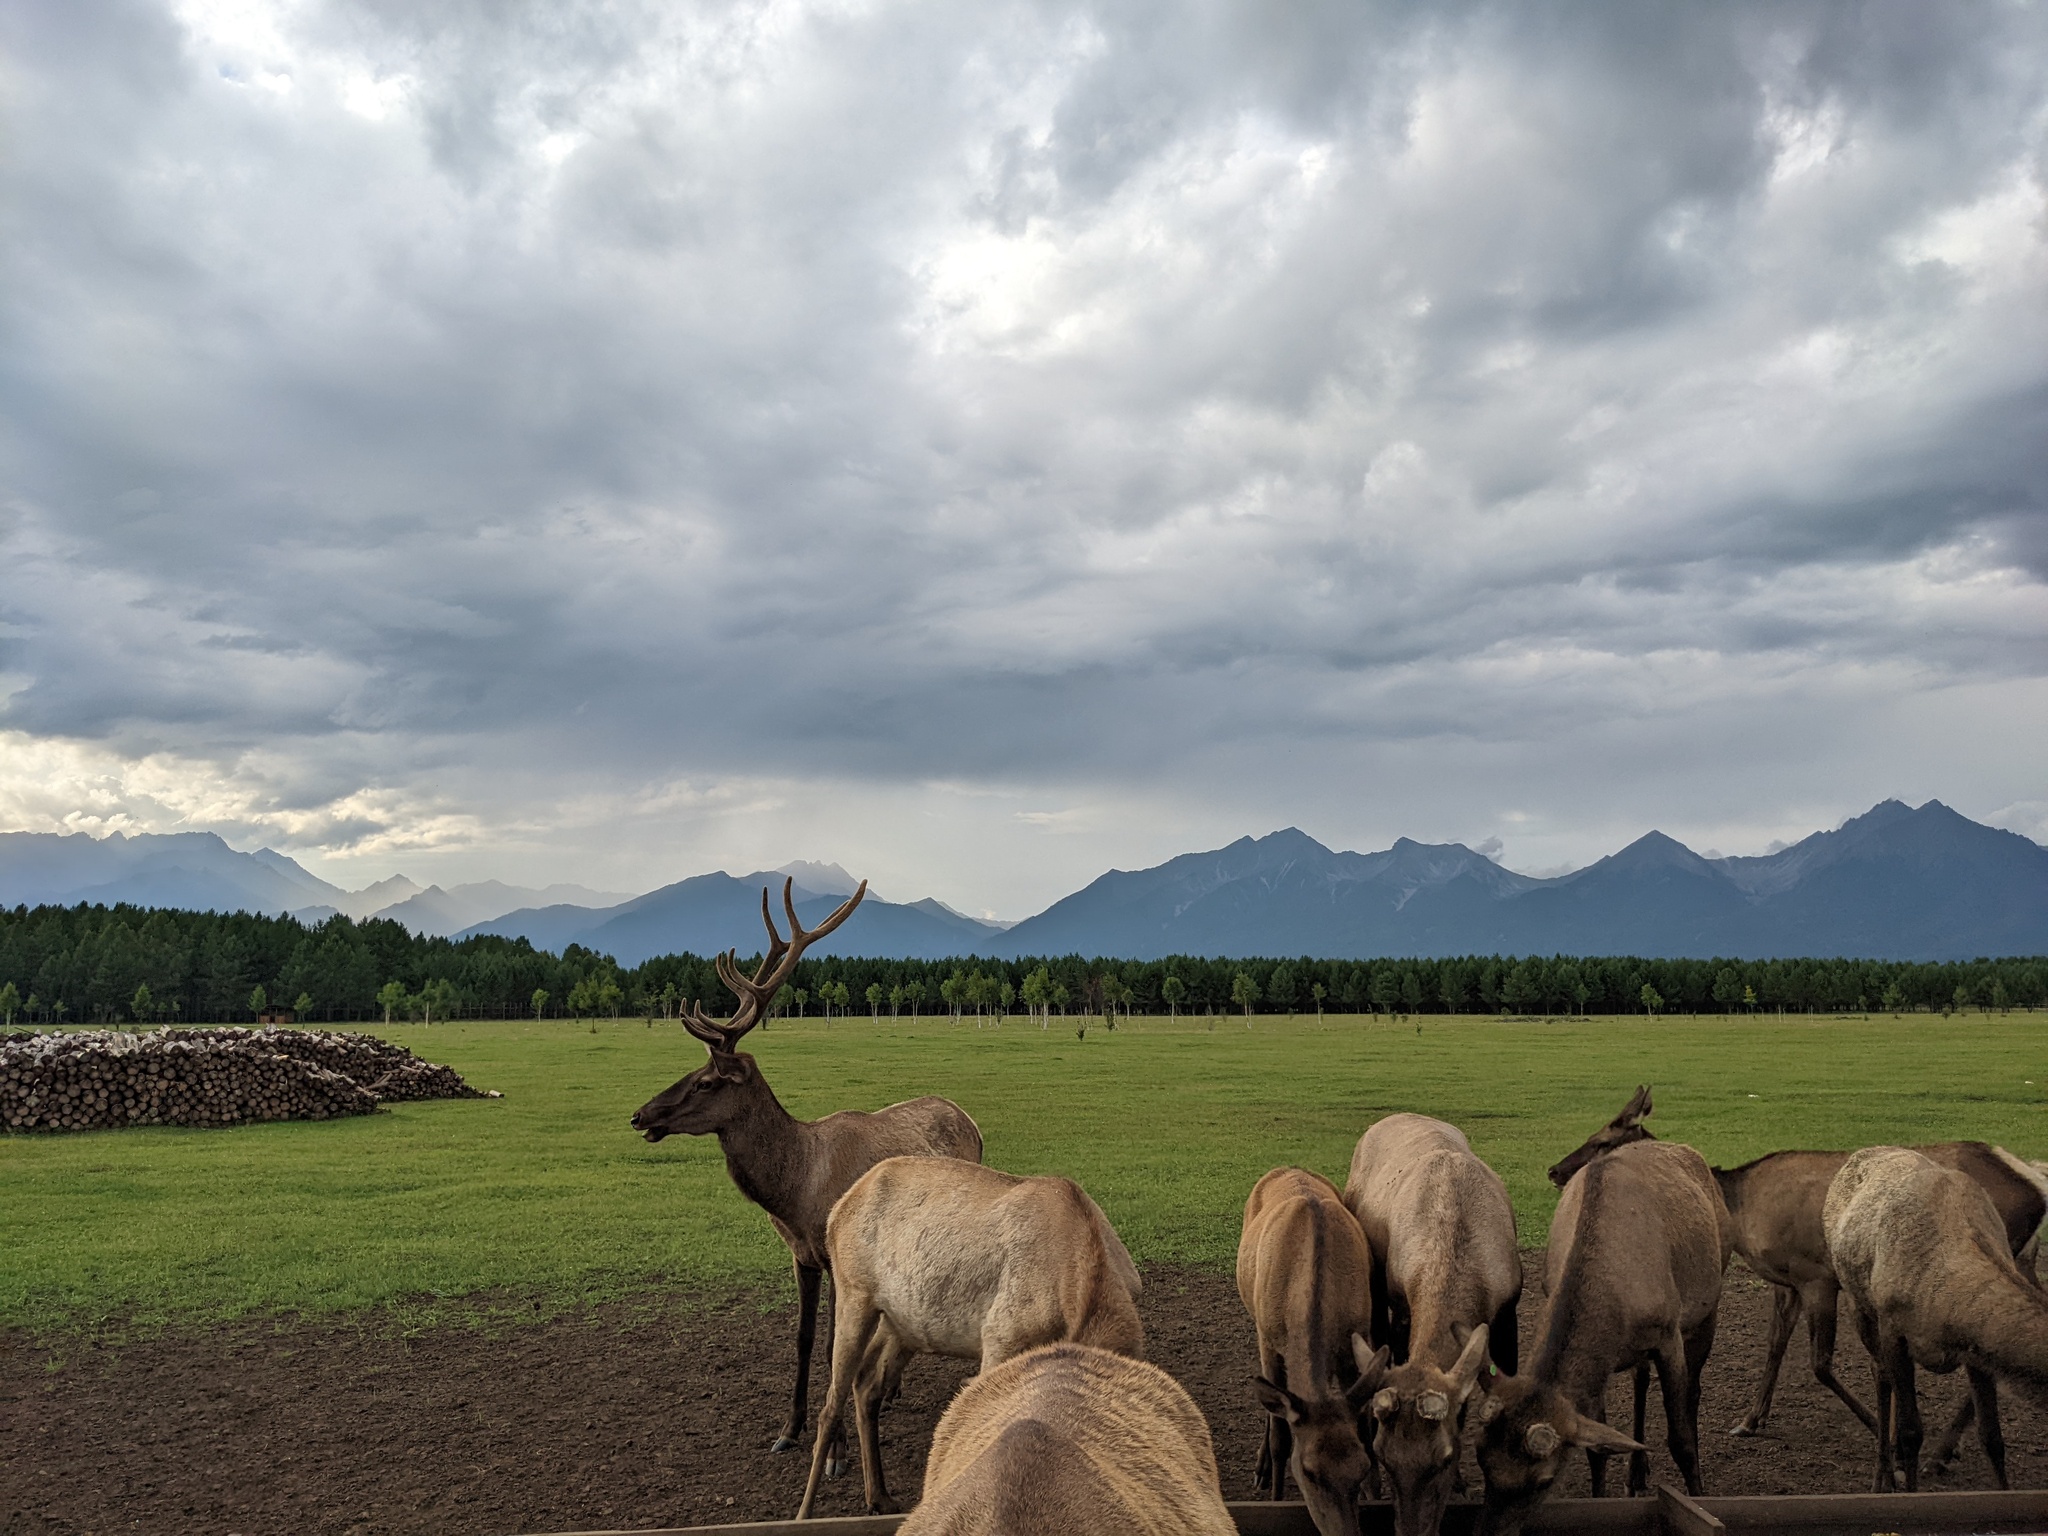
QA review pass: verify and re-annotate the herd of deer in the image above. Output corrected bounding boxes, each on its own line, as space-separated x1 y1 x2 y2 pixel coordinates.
627 881 2048 1536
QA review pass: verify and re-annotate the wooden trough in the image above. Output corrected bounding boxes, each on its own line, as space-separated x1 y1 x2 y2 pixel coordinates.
539 1485 2048 1536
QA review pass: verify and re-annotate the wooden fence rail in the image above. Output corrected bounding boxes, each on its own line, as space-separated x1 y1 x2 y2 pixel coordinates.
532 1485 2048 1536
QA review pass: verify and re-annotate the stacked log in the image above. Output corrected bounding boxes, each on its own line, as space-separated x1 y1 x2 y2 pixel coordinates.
0 1028 495 1134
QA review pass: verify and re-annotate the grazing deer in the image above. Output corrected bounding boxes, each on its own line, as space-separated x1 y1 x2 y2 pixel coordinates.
1547 1087 2048 1440
1237 1167 1383 1536
1476 1139 1728 1536
1345 1114 1521 1536
897 1342 1238 1536
795 1155 1144 1519
1825 1146 2048 1492
630 879 982 1467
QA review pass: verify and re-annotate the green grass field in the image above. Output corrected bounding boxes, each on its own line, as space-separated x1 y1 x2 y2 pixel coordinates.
4 1011 2044 1335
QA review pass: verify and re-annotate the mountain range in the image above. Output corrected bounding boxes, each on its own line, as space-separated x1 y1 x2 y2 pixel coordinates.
1 799 2040 961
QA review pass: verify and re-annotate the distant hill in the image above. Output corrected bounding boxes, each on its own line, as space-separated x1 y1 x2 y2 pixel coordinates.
372 880 634 937
987 801 2048 961
459 870 1007 965
0 831 347 916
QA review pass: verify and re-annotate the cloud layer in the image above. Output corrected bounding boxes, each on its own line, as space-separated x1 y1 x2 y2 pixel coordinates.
3 0 2045 912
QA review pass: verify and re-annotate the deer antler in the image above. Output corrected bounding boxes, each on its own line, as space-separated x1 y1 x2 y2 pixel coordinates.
696 877 867 1053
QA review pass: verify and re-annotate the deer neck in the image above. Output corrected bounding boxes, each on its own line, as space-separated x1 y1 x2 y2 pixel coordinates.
712 1073 812 1228
1968 1257 2048 1408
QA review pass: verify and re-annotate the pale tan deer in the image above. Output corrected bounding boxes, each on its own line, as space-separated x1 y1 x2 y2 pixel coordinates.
795 1155 1144 1520
1825 1145 2048 1492
630 879 982 1469
897 1342 1238 1536
1546 1087 2048 1441
1475 1139 1729 1536
1237 1166 1383 1536
1345 1114 1521 1536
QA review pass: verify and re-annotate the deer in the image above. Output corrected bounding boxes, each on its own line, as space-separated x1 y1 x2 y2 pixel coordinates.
1237 1166 1384 1536
629 878 983 1473
897 1342 1239 1536
1344 1114 1522 1536
795 1154 1144 1520
1475 1138 1729 1536
1825 1145 2048 1492
1546 1086 2048 1443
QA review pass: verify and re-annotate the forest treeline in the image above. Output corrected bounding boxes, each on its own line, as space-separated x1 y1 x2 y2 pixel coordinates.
2 902 2043 1027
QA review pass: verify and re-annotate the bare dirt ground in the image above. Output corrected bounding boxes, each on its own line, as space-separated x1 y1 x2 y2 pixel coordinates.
7 1260 2046 1536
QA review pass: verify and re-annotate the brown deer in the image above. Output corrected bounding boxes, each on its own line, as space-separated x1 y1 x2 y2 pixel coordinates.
630 879 982 1468
897 1342 1239 1536
1237 1166 1384 1536
1546 1087 2048 1441
1475 1139 1729 1536
1345 1114 1522 1536
1825 1145 2048 1493
795 1155 1144 1520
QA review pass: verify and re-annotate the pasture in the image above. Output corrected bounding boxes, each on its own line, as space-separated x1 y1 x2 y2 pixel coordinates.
5 1009 2043 1335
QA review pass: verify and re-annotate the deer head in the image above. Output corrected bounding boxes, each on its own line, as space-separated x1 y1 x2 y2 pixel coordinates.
1473 1374 1644 1536
1545 1084 1654 1189
1368 1328 1492 1536
630 878 866 1142
1251 1334 1385 1536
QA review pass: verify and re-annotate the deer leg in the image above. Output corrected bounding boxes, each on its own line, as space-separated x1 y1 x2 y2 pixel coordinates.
1930 1392 1974 1469
1888 1336 1922 1492
1625 1362 1651 1496
1490 1289 1521 1376
1967 1366 2007 1489
774 1261 824 1453
1805 1279 1876 1435
795 1299 880 1520
1673 1315 1714 1498
851 1330 902 1515
1370 1260 1393 1358
1730 1284 1798 1436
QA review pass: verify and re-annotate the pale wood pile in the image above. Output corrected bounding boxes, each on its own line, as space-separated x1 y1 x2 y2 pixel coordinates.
1 1027 494 1133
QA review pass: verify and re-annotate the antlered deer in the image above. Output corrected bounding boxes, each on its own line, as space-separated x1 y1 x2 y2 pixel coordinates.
1476 1139 1728 1536
630 879 982 1466
1825 1146 2048 1492
1237 1167 1382 1536
796 1155 1144 1519
1346 1113 1521 1536
897 1342 1238 1536
1547 1087 2048 1439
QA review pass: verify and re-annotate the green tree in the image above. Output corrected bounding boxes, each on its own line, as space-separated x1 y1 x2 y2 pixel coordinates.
1400 969 1424 1016
866 982 884 1018
1160 974 1187 1018
887 982 905 1019
0 980 18 1026
1992 980 2011 1013
293 991 313 1020
1369 967 1400 1016
248 983 268 1020
1954 983 1974 1013
1231 970 1260 1021
422 977 461 1023
376 980 408 1024
1640 982 1664 1016
659 981 679 1019
1743 984 1758 1013
1268 963 1298 1016
1310 981 1327 1020
1712 968 1742 1013
902 979 925 1018
1880 981 1905 1013
531 987 550 1020
130 982 153 1023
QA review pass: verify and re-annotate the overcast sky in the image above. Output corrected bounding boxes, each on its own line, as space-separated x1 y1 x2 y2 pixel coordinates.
2 1 2045 917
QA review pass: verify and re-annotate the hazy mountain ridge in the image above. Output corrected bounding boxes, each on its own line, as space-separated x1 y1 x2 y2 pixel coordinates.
1 799 2040 961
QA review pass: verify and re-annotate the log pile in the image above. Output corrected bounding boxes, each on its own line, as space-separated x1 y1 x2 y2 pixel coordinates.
1 1028 496 1134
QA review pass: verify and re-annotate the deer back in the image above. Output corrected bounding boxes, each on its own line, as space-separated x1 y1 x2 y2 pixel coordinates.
1540 1140 1726 1393
902 1343 1237 1536
827 1157 1142 1364
1346 1114 1518 1362
1239 1167 1374 1384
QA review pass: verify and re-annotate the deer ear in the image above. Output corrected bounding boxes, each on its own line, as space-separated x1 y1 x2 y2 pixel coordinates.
1449 1327 1492 1402
1565 1412 1646 1455
709 1051 747 1082
1619 1084 1652 1127
1351 1336 1391 1390
1252 1376 1307 1425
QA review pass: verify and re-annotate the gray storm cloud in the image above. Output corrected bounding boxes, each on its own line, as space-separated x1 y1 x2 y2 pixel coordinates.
1 0 2044 909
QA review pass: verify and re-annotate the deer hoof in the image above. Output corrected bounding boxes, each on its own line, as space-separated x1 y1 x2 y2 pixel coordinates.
868 1496 902 1515
770 1435 800 1453
825 1455 848 1480
1728 1418 1764 1438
